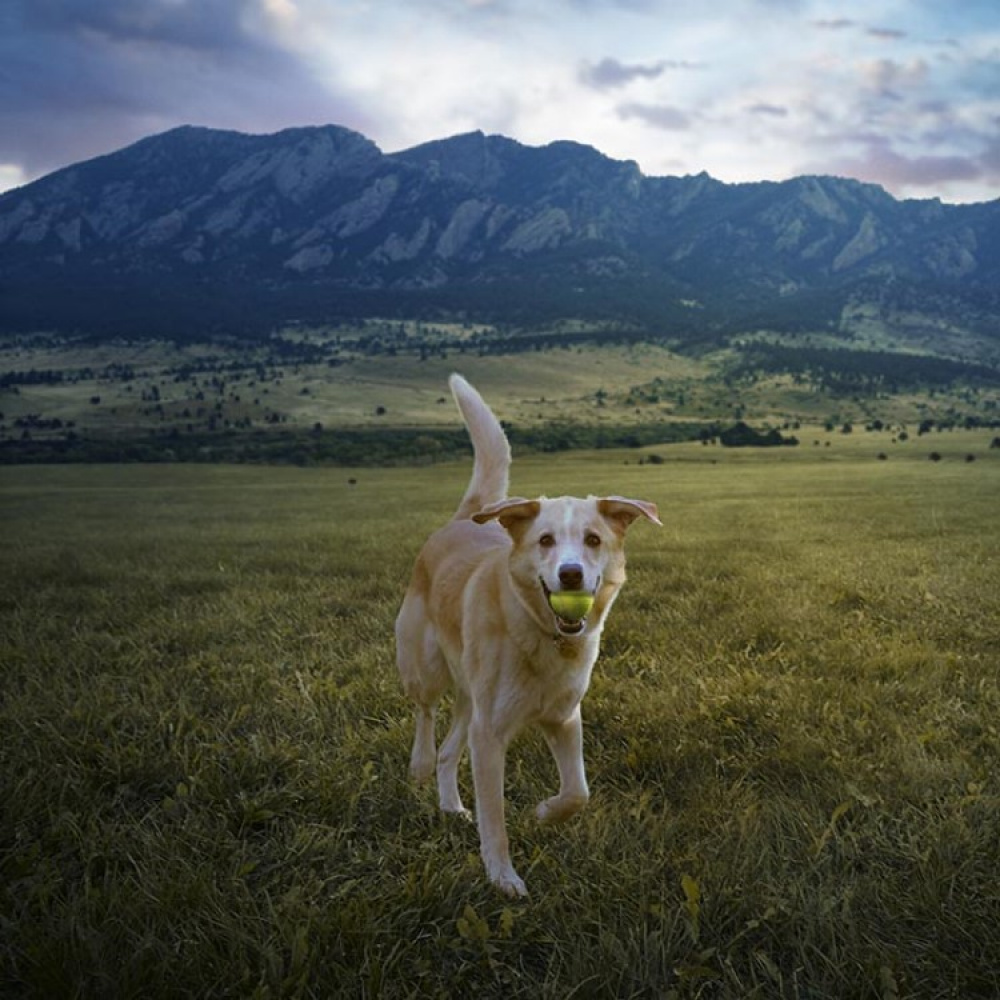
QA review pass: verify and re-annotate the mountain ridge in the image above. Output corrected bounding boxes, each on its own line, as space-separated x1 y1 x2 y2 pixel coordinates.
0 123 997 341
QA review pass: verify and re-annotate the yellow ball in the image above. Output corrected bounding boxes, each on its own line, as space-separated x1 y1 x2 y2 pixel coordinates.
548 591 594 622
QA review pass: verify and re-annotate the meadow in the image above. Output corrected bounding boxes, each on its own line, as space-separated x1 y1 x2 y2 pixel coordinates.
2 440 999 998
5 330 999 455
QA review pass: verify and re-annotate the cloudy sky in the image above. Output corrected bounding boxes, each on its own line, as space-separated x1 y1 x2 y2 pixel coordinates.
2 0 998 203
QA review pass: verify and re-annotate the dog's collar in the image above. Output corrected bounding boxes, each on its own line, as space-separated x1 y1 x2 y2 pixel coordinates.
551 632 585 657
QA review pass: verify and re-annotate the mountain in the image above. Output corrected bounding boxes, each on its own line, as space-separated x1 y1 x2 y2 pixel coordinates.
0 124 998 341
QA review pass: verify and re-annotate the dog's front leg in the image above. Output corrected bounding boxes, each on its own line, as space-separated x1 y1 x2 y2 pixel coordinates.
469 714 527 897
537 706 590 824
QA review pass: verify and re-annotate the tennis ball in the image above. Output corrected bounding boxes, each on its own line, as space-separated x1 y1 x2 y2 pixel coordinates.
548 591 594 622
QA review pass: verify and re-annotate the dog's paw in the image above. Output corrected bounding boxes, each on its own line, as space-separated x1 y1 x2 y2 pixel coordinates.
441 805 474 824
536 793 589 825
489 867 528 898
409 762 435 785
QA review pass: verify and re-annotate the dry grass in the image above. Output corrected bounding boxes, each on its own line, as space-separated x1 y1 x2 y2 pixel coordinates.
2 447 999 998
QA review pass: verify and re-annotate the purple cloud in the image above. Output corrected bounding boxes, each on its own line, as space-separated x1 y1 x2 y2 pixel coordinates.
868 27 907 41
580 56 702 90
806 138 985 195
813 18 855 30
617 102 692 131
747 103 789 118
0 0 370 182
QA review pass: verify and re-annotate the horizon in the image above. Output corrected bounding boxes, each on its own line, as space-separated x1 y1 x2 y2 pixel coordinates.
2 0 998 204
3 119 996 209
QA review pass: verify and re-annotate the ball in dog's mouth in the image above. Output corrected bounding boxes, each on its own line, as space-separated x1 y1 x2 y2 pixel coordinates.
541 581 594 635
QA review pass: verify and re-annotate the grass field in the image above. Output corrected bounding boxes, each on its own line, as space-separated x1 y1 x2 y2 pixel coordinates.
4 331 999 450
2 443 999 998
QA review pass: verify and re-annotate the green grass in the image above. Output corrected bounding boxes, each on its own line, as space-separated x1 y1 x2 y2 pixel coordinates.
4 332 999 448
2 448 999 998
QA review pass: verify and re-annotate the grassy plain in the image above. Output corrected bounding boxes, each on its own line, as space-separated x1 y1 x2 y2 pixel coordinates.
2 442 999 998
4 330 999 449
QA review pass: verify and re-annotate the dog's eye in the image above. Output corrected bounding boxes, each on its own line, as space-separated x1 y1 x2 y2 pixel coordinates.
585 533 602 548
539 533 556 548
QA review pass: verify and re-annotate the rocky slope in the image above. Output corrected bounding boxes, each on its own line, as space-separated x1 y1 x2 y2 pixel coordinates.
0 124 997 338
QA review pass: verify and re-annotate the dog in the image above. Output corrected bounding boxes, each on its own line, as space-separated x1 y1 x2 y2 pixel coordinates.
395 375 660 896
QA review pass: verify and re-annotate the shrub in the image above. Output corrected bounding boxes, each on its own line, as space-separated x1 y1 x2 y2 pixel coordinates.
718 421 798 448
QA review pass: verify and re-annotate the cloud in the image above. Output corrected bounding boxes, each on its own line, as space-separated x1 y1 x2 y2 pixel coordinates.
981 135 1000 172
1 0 997 204
580 56 702 89
0 0 369 180
566 0 659 11
21 0 257 52
859 58 930 102
867 27 907 41
581 57 667 89
812 18 911 46
0 164 28 193
617 102 691 130
812 18 907 41
747 103 789 117
801 137 991 199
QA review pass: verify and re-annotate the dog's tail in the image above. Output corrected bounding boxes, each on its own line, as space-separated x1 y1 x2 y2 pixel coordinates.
449 374 511 521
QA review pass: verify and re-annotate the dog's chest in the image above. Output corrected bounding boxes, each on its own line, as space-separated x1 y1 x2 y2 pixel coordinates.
519 643 595 725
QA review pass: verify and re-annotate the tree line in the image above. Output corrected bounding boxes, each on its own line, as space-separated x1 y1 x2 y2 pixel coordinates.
733 343 1000 393
0 419 711 466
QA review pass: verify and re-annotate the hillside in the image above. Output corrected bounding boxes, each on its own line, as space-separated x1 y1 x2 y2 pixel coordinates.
1 124 998 344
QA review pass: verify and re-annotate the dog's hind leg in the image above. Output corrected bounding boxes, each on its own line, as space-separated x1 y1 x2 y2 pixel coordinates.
437 688 472 817
409 704 437 785
396 595 449 785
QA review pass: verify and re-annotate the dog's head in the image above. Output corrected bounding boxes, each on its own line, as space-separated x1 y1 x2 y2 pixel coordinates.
473 495 661 636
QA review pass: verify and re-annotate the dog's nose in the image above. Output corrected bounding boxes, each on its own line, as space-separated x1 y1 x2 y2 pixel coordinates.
558 563 584 590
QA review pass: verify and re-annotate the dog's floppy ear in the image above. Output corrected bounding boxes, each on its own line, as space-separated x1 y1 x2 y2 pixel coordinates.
598 496 662 533
472 497 541 536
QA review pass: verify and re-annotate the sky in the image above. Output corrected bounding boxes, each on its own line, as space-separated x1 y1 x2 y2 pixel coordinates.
1 0 999 203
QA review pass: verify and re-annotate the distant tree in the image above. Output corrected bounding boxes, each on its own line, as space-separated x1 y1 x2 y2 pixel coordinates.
719 421 797 448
